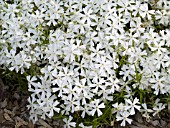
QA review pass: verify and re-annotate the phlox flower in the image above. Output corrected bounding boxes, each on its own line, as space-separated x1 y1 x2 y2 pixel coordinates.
79 123 92 128
140 103 153 121
153 100 166 116
64 96 80 113
125 97 141 115
89 99 105 117
116 111 132 126
63 116 76 128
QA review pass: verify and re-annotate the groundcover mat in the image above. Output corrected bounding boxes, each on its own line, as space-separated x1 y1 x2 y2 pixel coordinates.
0 0 170 127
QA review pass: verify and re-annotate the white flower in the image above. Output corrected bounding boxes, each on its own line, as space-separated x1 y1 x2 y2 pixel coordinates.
130 17 145 36
106 77 120 93
80 104 91 118
116 111 132 126
119 64 135 81
64 96 80 113
89 77 106 93
117 0 133 15
89 99 105 116
140 4 155 19
149 72 166 95
97 86 113 101
94 56 112 77
112 102 125 114
58 66 74 83
125 97 141 115
79 123 92 128
140 103 153 120
153 100 166 116
63 116 76 128
89 43 105 60
28 76 51 98
74 78 88 96
150 41 167 54
155 10 169 25
80 7 97 25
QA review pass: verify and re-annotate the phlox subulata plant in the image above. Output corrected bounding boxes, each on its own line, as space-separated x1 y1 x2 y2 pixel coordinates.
0 0 170 127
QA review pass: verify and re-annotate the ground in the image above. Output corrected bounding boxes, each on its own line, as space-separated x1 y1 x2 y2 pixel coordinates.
0 76 170 128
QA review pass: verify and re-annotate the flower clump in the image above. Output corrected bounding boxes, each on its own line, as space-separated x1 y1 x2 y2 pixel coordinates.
0 0 170 127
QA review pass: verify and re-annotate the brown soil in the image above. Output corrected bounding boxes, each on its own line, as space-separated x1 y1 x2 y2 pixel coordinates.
0 76 170 128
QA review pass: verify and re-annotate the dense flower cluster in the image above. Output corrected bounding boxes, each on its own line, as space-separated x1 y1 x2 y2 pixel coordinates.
0 0 170 127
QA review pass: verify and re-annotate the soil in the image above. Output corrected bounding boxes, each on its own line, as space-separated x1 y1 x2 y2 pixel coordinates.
0 76 170 128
